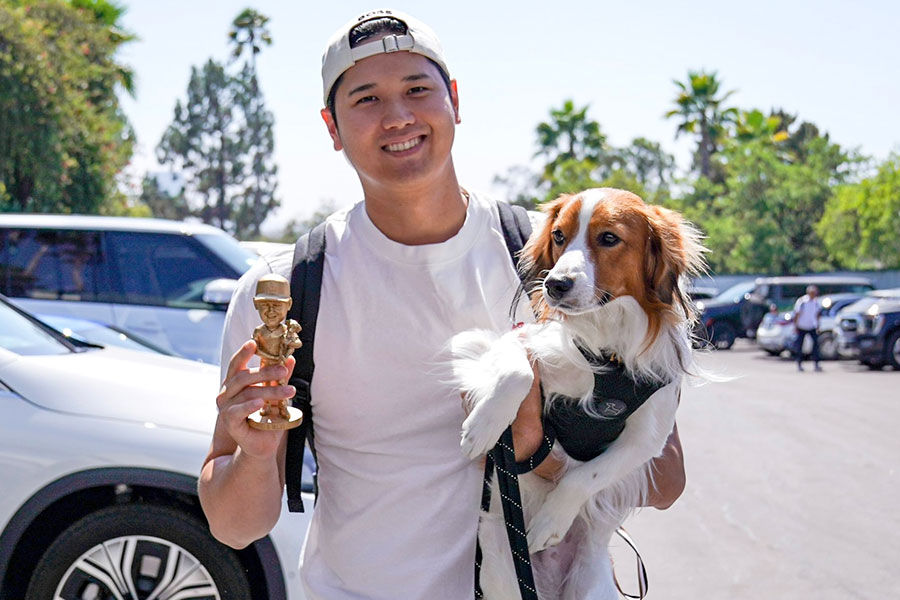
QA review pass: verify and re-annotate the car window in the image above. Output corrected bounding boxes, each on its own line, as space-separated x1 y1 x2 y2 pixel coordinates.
105 231 235 309
0 301 71 356
777 284 808 302
713 281 755 303
0 229 112 302
195 233 257 275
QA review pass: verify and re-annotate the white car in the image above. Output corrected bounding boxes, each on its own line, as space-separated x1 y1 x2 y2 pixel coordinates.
0 296 312 599
0 214 261 364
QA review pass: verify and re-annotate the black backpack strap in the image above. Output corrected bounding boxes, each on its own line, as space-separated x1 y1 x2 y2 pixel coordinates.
495 201 532 271
285 222 327 513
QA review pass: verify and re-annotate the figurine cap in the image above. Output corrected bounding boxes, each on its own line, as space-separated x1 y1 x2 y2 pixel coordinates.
254 274 292 303
321 8 449 104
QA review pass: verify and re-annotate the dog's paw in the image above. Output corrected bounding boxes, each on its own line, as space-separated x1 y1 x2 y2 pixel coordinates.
527 487 583 552
460 405 513 459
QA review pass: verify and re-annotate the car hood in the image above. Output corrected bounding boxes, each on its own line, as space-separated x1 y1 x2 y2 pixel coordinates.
0 346 220 435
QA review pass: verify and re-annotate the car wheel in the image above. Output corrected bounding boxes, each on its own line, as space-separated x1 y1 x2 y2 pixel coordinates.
26 503 251 600
709 322 736 350
819 332 837 361
763 348 781 356
888 330 900 370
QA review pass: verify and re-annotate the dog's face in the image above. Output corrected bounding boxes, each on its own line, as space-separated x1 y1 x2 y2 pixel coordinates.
520 188 705 337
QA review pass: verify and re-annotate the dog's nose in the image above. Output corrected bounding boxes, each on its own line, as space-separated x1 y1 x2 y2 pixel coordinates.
544 276 575 300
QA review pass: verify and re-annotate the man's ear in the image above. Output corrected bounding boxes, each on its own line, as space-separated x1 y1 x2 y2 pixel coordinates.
320 108 343 151
450 79 460 124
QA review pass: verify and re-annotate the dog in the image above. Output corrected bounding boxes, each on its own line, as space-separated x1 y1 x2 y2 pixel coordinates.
450 188 707 599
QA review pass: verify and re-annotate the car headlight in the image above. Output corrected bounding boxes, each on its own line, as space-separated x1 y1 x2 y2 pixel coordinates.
872 315 886 335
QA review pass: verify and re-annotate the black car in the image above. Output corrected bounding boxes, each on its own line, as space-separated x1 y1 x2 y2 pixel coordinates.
696 276 875 350
856 299 900 370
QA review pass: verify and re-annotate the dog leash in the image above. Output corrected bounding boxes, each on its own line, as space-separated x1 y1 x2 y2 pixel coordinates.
475 425 539 600
614 527 649 599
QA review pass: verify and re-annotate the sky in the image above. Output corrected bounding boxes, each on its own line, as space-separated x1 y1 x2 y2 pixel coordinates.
117 0 900 237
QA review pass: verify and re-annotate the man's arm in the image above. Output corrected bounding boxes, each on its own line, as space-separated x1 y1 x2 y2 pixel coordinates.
198 342 295 548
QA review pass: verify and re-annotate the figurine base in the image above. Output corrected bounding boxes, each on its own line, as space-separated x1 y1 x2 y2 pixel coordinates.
247 406 304 431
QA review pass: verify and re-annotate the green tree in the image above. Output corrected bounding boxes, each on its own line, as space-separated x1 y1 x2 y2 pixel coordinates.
157 59 245 232
617 137 675 203
665 70 737 182
138 174 191 221
535 99 614 182
0 0 135 213
495 100 617 207
228 8 278 238
818 154 900 269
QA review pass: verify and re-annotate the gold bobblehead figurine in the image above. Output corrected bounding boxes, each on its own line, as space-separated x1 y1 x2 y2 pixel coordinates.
247 274 304 430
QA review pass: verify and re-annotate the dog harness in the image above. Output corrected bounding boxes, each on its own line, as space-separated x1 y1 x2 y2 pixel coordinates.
547 347 669 462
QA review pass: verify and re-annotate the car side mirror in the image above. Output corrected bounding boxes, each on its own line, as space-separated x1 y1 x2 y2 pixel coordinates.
202 278 239 307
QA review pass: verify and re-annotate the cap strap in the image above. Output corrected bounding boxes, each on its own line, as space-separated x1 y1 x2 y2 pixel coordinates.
349 34 415 62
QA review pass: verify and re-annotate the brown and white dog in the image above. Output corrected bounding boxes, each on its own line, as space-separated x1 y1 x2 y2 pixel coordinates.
451 188 707 599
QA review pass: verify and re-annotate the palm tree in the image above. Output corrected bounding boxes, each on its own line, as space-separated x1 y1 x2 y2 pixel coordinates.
535 100 610 180
665 70 737 180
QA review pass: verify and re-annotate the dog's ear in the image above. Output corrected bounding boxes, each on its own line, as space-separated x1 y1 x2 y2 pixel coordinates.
644 205 706 311
516 195 570 317
519 195 569 287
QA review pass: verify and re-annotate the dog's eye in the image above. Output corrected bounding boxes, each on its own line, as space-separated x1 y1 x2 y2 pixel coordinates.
598 232 620 247
551 228 566 245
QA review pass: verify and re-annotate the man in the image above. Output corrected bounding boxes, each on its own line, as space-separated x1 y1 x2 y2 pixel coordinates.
793 284 823 371
199 10 685 599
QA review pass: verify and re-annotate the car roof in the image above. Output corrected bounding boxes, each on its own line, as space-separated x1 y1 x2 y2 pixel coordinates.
0 213 228 236
752 275 873 285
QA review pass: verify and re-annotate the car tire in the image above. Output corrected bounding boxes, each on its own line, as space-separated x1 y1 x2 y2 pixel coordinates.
763 349 781 356
819 332 837 361
887 330 900 370
709 321 736 350
26 503 251 600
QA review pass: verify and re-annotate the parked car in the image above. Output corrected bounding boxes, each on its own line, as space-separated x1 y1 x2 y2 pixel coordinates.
36 313 174 355
834 288 900 360
856 299 900 370
757 293 864 359
696 276 874 349
0 294 312 599
0 214 259 364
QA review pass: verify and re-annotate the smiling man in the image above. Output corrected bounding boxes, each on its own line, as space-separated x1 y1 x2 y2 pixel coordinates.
199 9 684 600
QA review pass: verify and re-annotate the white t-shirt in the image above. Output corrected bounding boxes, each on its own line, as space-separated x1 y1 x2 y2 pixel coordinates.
793 294 822 330
220 192 531 600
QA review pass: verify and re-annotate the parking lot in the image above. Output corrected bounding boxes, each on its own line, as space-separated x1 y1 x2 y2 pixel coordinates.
619 340 899 599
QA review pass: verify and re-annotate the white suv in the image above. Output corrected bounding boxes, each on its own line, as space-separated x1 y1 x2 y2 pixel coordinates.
0 295 312 599
0 215 259 363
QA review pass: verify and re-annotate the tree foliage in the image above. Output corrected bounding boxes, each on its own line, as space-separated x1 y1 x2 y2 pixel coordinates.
494 80 883 277
818 154 900 269
155 8 278 239
0 0 134 214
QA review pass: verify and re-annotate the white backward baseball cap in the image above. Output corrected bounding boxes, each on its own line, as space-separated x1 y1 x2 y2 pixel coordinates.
321 9 450 105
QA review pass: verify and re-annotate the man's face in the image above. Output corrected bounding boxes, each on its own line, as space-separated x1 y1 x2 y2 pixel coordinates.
322 50 460 190
256 300 289 327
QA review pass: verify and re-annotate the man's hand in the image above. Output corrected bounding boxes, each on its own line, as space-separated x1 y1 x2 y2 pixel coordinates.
213 340 295 461
510 362 566 480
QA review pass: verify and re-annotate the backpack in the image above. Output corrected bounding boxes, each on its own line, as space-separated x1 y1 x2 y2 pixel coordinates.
284 200 533 512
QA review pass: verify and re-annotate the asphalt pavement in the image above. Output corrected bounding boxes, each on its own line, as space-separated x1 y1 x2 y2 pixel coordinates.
616 340 899 599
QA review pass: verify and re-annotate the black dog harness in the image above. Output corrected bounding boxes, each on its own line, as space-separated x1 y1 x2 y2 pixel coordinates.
547 346 668 462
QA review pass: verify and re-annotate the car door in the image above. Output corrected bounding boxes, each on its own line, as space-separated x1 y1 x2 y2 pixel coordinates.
0 228 117 325
104 231 235 364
